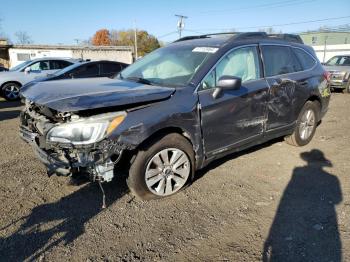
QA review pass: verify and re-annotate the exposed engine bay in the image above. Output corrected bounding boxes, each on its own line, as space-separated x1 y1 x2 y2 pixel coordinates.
19 100 124 184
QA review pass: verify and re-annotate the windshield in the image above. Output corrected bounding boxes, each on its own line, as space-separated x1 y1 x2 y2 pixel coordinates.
9 60 32 72
326 56 350 66
118 45 216 87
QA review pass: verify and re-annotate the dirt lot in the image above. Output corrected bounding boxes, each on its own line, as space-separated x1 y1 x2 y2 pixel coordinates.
0 93 349 262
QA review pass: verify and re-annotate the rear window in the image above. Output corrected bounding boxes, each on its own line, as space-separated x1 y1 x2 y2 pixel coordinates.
293 48 316 70
101 63 122 75
261 46 302 77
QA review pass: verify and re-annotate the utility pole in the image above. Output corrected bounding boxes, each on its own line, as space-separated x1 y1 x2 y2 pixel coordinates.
134 20 138 60
323 35 328 63
175 14 188 39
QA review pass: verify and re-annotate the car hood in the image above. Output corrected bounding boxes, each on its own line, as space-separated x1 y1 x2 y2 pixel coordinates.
324 65 350 73
21 78 176 112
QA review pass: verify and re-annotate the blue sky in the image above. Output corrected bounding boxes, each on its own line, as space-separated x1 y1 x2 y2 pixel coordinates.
1 0 350 44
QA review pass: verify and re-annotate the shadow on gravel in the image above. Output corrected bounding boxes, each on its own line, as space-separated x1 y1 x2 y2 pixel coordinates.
0 100 22 109
0 174 128 261
0 110 21 121
263 149 342 262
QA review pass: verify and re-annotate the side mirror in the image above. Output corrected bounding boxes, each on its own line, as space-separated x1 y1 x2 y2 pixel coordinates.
24 67 31 74
212 76 242 99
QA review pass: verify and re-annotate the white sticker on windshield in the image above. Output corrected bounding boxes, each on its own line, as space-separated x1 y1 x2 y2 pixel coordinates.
192 47 219 53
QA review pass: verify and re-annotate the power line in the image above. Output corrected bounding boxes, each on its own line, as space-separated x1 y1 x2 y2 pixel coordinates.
196 0 315 15
157 31 178 39
188 15 350 32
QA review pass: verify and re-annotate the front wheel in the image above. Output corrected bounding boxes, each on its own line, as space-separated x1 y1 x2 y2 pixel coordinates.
285 101 320 147
127 133 194 200
2 82 21 101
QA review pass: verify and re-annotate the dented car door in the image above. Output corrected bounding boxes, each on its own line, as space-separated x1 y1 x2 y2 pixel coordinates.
198 45 269 157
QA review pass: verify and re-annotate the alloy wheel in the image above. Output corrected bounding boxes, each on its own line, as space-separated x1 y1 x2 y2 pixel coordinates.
4 84 20 100
145 148 190 196
299 109 315 140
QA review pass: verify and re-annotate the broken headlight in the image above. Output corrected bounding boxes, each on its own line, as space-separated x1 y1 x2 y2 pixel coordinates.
47 113 125 145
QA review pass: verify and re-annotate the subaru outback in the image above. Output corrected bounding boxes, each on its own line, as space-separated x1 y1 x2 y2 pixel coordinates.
20 32 330 202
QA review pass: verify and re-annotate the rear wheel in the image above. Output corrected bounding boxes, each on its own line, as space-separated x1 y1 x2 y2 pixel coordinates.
127 133 194 200
285 101 320 147
2 82 21 101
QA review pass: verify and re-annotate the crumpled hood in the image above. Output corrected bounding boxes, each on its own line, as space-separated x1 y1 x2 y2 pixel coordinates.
21 78 175 112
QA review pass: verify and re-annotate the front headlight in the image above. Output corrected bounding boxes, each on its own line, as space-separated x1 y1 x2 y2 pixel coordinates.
47 113 126 145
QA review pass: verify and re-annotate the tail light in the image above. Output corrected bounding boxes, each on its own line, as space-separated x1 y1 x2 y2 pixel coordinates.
323 71 331 82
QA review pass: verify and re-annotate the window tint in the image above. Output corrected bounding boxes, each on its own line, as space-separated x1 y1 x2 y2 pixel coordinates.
29 60 50 71
101 63 121 76
262 46 302 77
50 60 72 70
327 56 350 66
201 46 260 90
72 64 99 78
293 48 316 70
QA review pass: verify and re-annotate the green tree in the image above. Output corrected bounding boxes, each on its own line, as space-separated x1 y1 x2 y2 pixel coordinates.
110 29 161 57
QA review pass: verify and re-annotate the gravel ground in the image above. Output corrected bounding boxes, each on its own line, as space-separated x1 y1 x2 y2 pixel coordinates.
0 93 349 262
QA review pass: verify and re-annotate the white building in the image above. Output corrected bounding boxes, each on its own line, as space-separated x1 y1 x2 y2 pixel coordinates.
6 44 133 68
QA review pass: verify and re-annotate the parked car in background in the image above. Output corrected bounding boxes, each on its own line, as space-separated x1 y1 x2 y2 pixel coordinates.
0 66 8 72
323 55 350 93
20 32 330 202
22 60 128 91
0 57 79 100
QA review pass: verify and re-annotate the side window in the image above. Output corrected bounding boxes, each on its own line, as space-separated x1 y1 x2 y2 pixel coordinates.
201 46 260 90
29 60 50 71
50 60 72 70
101 63 122 76
73 64 99 78
261 46 301 76
293 48 316 70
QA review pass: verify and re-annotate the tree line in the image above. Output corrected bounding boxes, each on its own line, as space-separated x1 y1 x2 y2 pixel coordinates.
91 29 161 57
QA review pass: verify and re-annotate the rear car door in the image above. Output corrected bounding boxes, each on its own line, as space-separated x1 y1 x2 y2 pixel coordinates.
198 45 269 156
261 45 310 130
100 62 123 77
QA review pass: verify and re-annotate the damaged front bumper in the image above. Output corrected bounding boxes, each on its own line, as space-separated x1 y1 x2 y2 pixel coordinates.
19 126 121 182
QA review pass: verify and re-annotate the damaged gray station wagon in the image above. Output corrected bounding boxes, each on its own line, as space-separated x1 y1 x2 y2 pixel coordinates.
20 32 331 201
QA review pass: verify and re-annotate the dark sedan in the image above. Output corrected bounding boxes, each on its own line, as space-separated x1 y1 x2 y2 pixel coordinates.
33 60 128 82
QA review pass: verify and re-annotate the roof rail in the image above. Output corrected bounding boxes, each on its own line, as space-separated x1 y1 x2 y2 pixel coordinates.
174 32 239 42
174 32 303 44
267 34 304 44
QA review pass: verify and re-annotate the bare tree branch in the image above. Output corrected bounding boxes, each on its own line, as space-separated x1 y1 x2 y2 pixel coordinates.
15 31 33 44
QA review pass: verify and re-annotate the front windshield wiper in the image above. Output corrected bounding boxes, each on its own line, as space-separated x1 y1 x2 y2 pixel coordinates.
125 76 153 85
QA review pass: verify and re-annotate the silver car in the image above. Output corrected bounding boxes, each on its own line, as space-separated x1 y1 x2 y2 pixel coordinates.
323 55 350 93
0 57 79 100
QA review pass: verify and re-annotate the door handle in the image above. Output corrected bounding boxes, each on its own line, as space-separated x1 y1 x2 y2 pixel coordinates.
271 78 294 87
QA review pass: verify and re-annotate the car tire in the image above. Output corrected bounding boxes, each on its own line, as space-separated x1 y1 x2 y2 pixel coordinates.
2 82 21 101
127 133 194 200
285 101 320 147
